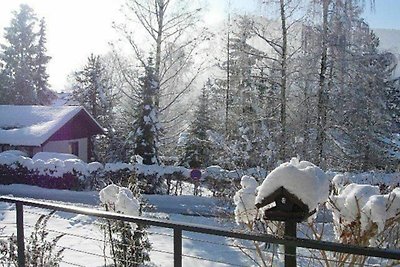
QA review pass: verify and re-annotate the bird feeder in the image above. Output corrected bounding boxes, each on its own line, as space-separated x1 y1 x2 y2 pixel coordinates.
256 186 316 267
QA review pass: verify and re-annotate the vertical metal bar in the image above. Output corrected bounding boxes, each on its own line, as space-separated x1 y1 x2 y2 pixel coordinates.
16 203 25 267
284 221 297 267
174 227 182 267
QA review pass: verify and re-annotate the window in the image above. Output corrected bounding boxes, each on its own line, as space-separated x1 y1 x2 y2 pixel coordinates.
69 142 79 157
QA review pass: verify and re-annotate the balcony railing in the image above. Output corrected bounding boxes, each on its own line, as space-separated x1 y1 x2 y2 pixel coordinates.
0 196 399 267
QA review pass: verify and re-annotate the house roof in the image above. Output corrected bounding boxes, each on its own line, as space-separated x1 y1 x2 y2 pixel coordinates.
0 105 104 146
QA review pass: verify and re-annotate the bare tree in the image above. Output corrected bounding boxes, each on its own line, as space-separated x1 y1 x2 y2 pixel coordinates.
114 0 206 111
113 0 208 159
252 0 303 161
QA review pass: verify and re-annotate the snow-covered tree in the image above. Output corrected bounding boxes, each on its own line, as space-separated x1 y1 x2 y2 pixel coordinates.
99 184 151 267
1 4 38 104
180 80 214 168
133 58 161 166
210 16 277 169
318 3 397 170
34 18 55 105
114 0 207 160
73 54 118 161
0 5 54 105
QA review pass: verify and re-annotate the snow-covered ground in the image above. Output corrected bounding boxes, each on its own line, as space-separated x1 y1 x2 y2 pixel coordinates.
0 166 398 267
0 184 249 267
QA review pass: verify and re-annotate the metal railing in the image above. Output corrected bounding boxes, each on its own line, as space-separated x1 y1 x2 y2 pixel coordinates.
0 196 399 267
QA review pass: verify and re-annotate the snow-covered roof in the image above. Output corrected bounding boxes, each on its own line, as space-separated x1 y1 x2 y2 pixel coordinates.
0 105 94 146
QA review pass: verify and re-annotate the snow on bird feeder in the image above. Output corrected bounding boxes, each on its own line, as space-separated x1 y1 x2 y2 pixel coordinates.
255 158 329 221
255 158 329 267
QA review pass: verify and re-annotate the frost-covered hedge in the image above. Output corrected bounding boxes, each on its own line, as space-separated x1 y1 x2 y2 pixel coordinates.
1 151 398 195
0 153 189 191
0 153 87 190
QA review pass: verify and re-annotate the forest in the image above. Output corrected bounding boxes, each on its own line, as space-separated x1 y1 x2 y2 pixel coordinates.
0 0 399 173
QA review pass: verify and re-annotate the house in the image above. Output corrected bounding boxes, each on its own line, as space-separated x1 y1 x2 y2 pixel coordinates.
0 105 104 162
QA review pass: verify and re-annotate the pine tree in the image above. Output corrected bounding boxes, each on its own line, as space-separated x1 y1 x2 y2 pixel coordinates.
34 18 54 105
1 4 38 104
73 54 116 161
211 15 279 169
133 57 163 193
133 58 161 165
181 80 214 168
0 65 11 104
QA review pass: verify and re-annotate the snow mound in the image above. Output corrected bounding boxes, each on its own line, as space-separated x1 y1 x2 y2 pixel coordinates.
234 175 259 224
87 162 103 173
331 173 349 191
32 152 78 161
328 183 380 223
328 183 400 245
99 184 120 204
99 185 140 230
361 187 400 240
256 158 329 212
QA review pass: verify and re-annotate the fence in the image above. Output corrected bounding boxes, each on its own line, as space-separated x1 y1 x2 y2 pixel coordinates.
0 196 399 267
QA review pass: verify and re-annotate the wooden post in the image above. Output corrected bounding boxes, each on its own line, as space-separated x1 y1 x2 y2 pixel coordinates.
284 220 297 267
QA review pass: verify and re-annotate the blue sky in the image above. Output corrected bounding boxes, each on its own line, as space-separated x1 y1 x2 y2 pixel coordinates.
210 0 400 30
363 0 400 29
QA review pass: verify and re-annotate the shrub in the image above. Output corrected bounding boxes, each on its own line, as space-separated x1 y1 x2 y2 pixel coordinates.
0 211 64 266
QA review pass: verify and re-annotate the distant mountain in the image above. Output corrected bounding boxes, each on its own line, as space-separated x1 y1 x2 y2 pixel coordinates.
374 28 400 77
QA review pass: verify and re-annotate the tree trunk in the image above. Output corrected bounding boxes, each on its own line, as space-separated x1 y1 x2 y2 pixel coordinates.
279 0 288 161
316 0 329 166
155 0 164 109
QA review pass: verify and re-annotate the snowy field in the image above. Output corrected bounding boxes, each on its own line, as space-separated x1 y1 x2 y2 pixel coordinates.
0 166 398 267
0 184 254 267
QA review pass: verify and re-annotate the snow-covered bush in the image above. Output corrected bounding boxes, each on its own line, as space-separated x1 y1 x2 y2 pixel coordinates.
328 183 400 247
99 162 134 188
319 182 400 266
233 158 330 266
99 184 150 266
0 211 64 266
234 175 259 225
0 153 86 189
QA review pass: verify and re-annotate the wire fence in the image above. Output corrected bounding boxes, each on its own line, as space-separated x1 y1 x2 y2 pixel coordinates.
0 197 398 267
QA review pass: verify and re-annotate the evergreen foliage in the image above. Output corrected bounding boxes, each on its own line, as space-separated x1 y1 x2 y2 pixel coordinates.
181 80 214 168
0 211 64 266
0 4 53 105
34 18 54 105
73 54 117 162
133 58 161 166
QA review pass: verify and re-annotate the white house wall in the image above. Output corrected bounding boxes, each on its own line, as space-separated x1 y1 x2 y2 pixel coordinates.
42 138 88 162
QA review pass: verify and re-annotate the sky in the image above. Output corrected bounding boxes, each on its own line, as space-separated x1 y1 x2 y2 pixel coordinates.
0 0 399 91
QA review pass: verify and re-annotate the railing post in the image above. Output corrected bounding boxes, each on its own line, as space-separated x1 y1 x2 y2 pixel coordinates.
16 202 25 267
284 221 296 267
174 227 182 267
